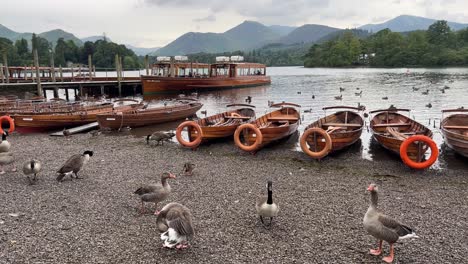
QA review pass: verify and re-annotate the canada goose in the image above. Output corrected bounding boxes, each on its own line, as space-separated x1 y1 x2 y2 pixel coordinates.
297 91 301 94
0 152 15 174
355 91 362 96
245 96 252 104
312 95 315 99
89 130 101 137
256 181 279 228
134 172 176 215
157 202 194 249
303 108 312 113
425 103 432 108
0 132 11 153
412 87 419 91
182 162 195 176
439 88 445 93
422 89 429 95
56 150 94 182
22 159 42 184
200 110 207 116
364 184 418 263
146 132 175 146
334 94 343 100
339 87 345 92
382 96 388 100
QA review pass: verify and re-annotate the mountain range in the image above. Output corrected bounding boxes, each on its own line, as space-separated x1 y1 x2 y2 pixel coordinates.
1 15 467 56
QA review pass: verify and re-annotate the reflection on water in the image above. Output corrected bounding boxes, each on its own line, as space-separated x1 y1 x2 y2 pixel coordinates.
129 67 467 169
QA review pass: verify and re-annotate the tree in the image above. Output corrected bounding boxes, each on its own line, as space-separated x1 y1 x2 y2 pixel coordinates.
54 38 67 66
15 39 28 55
427 20 451 46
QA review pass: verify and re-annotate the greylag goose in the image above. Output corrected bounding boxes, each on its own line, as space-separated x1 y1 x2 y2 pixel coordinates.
56 150 93 182
256 181 279 228
0 152 15 174
183 162 195 176
134 172 176 215
22 159 42 184
0 132 11 153
157 202 194 249
146 131 175 145
363 183 418 263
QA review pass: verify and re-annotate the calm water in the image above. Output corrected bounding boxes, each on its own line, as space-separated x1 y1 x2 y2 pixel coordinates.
56 67 468 169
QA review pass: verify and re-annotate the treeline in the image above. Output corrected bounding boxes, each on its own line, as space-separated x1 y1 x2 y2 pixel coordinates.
0 35 141 69
304 20 468 67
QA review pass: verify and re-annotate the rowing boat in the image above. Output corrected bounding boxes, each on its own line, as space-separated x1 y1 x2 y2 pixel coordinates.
441 108 468 158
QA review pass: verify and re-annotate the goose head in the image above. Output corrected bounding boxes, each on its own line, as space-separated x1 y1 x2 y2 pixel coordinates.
83 150 94 157
367 183 378 192
146 135 151 144
162 172 177 179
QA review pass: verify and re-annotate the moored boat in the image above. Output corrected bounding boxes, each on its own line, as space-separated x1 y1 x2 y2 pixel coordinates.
233 102 300 153
176 104 256 149
441 108 468 158
369 107 438 169
300 106 364 159
141 56 270 96
96 101 203 130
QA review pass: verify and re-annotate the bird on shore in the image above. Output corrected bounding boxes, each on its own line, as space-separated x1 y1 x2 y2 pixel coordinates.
134 172 176 215
303 108 312 113
146 131 175 146
412 87 419 91
157 202 194 249
62 128 71 137
22 159 42 184
256 180 279 228
382 96 388 100
422 89 429 95
182 162 195 176
89 130 102 137
0 152 15 175
245 96 252 104
200 110 207 116
439 88 445 93
0 132 11 153
363 184 418 263
56 150 93 182
334 94 343 100
312 95 315 99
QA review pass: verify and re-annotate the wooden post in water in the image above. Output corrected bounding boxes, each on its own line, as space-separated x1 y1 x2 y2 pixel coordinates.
2 53 9 83
88 54 92 80
33 49 42 96
78 65 82 78
0 63 3 83
115 54 122 97
50 52 58 98
59 65 63 82
71 66 74 80
65 88 69 101
100 85 105 95
145 55 149 75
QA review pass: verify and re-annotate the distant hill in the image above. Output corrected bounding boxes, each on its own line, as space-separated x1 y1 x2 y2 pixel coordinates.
0 24 82 47
279 24 341 44
359 15 468 32
0 24 19 39
316 29 371 43
125 44 160 56
269 25 297 36
81 35 111 43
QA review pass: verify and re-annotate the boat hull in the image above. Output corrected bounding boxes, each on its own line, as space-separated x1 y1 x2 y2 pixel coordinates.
441 113 468 158
141 75 271 96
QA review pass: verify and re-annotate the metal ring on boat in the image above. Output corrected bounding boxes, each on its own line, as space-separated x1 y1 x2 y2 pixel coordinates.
176 121 203 149
400 135 438 169
234 123 263 152
300 127 332 159
0 116 15 134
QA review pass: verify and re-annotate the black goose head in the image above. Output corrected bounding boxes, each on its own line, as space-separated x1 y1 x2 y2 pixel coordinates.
30 160 35 169
267 180 273 192
83 150 94 157
146 135 151 143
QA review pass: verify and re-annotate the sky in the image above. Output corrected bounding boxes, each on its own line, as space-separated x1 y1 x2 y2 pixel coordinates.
1 0 468 48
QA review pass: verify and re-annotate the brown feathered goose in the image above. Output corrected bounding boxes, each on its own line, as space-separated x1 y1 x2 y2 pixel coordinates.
182 162 195 176
56 150 93 182
256 180 279 228
363 183 418 263
157 202 194 249
134 172 176 215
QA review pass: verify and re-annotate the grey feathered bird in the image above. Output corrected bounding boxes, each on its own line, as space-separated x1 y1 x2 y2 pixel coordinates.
146 132 175 146
134 172 176 215
363 184 418 263
56 150 93 182
157 202 194 249
22 159 42 184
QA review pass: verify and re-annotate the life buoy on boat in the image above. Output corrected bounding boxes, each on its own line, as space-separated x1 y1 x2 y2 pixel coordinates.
399 135 438 169
176 121 203 148
0 116 15 134
229 112 241 118
300 127 332 159
234 123 263 152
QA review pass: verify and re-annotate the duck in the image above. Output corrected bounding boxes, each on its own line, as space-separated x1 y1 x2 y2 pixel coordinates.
425 103 432 108
0 132 11 153
22 159 42 184
334 94 343 100
0 152 15 174
245 96 252 104
311 95 315 99
339 87 345 92
200 110 207 116
134 172 176 215
303 108 312 113
56 150 94 182
355 91 362 96
157 202 194 249
422 89 429 95
297 91 301 94
412 87 419 91
363 183 418 263
439 88 445 93
256 180 279 228
444 85 450 89
183 162 195 176
382 96 388 100
147 131 175 146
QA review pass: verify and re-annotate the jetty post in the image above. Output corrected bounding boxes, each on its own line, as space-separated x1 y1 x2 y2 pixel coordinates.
115 54 122 97
88 54 92 80
50 52 58 98
2 53 9 83
33 49 42 96
145 55 149 75
0 63 3 83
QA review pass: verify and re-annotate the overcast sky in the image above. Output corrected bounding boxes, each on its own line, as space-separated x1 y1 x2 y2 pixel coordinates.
1 0 468 48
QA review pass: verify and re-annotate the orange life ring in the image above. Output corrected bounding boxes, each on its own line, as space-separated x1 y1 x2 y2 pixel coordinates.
0 116 15 134
176 121 203 148
400 135 438 169
300 127 332 159
234 123 263 152
229 112 241 118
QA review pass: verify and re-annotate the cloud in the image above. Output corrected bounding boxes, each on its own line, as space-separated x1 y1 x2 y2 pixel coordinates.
193 14 216 23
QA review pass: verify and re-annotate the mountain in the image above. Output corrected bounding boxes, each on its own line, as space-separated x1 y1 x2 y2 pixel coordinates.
316 29 371 43
156 21 281 55
125 44 160 56
81 35 111 43
269 25 297 36
359 15 468 32
38 29 82 46
279 24 341 44
0 24 19 39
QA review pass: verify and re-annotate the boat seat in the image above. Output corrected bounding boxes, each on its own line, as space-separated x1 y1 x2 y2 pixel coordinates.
444 125 468 129
227 116 251 120
386 127 409 141
323 123 361 127
259 122 272 129
267 116 299 122
373 123 411 128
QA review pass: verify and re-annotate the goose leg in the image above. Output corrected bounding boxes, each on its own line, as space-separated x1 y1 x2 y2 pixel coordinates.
0 165 5 175
370 240 383 256
27 176 33 185
33 173 37 182
139 201 146 214
382 243 394 263
154 203 160 215
75 172 82 179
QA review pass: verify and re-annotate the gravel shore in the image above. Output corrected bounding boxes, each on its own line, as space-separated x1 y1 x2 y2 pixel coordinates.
0 133 467 264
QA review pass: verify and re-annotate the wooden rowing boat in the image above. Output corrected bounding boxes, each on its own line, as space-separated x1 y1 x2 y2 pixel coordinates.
13 101 143 129
300 106 364 159
96 101 203 129
176 104 256 148
369 108 435 164
441 108 468 158
234 102 300 153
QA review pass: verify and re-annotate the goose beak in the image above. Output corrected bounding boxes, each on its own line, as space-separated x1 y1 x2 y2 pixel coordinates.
367 185 374 191
169 173 177 179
